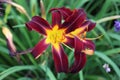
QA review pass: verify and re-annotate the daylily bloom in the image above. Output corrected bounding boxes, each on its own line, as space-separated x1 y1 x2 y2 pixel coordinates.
52 7 96 73
25 7 96 73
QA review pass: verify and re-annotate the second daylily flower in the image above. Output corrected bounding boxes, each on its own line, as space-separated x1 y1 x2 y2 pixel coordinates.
26 7 96 73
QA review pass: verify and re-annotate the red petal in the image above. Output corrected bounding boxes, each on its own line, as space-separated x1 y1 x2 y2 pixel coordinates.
52 44 68 73
50 7 72 20
84 21 96 32
25 16 51 35
88 21 96 31
51 10 61 27
32 38 49 59
84 40 95 50
32 16 51 29
64 36 74 48
26 21 46 35
69 37 86 73
62 9 86 33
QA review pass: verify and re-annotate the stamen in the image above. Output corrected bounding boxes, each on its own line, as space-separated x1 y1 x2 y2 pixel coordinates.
46 25 65 44
85 35 103 40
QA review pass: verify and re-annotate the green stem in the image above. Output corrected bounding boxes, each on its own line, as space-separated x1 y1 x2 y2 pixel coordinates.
96 15 120 24
79 70 84 80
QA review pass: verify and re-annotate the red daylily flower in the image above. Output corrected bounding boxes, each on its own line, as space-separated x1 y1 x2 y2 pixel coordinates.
25 7 96 73
53 7 96 73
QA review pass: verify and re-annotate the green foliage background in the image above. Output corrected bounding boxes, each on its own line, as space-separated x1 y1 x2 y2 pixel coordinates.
0 0 120 80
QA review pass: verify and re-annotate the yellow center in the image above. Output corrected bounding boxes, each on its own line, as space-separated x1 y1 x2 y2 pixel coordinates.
46 25 66 46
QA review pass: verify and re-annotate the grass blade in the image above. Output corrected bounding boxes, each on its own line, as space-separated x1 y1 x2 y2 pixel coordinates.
95 51 120 78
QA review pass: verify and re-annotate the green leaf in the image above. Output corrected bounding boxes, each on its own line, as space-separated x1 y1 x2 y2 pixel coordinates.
0 66 35 80
13 24 25 28
108 32 120 41
79 70 84 80
96 0 112 19
104 48 120 55
95 51 120 78
96 24 112 46
17 77 32 80
0 65 57 80
40 65 57 80
0 46 9 54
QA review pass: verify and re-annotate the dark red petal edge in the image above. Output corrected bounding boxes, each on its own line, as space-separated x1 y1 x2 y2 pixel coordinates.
84 40 95 50
64 36 74 48
50 7 72 20
69 37 86 73
26 21 47 35
52 44 68 73
32 38 49 59
32 16 51 29
62 9 86 33
85 21 96 32
25 16 51 35
51 10 62 27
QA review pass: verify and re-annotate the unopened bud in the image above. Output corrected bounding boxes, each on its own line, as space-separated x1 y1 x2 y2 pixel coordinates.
40 0 46 19
2 27 16 55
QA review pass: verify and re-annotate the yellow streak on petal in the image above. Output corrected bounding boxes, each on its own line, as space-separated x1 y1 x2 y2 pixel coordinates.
82 49 94 55
35 53 43 59
71 27 86 36
66 26 87 38
53 43 60 51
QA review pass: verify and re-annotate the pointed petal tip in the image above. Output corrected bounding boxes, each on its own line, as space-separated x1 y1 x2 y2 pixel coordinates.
25 16 52 34
87 21 96 32
25 22 32 31
31 38 49 59
50 7 73 20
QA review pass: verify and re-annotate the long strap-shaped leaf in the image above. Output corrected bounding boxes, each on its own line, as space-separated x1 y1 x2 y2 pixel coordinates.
0 65 57 80
95 51 120 78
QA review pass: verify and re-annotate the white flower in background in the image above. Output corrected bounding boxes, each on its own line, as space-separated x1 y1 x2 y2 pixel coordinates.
103 63 111 73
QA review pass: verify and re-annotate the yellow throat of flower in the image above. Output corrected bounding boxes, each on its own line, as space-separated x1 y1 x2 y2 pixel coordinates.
46 25 66 46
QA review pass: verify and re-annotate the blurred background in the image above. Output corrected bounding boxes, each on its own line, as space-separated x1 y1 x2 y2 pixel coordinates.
0 0 120 80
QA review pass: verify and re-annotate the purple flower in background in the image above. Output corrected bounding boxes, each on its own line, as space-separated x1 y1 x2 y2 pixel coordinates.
103 63 111 73
114 20 120 32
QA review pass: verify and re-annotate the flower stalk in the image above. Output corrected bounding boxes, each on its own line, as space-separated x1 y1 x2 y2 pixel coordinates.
96 15 120 24
2 27 32 63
